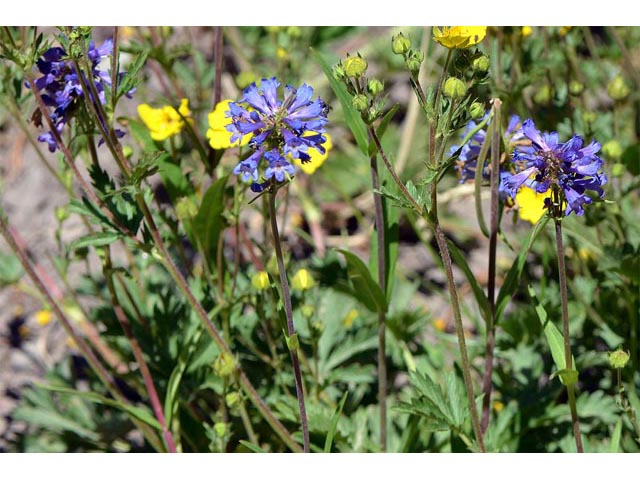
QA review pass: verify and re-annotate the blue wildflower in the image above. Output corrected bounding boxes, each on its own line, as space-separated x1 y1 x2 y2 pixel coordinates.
451 113 524 183
226 77 329 190
501 119 607 217
29 39 131 152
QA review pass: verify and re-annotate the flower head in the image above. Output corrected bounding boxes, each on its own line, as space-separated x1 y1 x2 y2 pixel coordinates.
451 113 524 184
501 119 607 217
138 98 191 141
433 26 487 49
226 77 329 191
29 39 131 152
207 99 252 149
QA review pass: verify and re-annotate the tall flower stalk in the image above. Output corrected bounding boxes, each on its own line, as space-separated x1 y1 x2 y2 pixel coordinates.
225 77 330 452
502 119 607 453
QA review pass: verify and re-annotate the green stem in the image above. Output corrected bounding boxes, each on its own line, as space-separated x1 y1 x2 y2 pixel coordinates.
369 147 388 452
267 188 310 453
554 219 584 453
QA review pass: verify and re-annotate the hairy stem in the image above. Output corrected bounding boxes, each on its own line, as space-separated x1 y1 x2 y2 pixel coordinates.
555 219 584 453
267 189 310 453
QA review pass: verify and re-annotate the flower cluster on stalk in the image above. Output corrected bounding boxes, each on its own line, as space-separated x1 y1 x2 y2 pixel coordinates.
225 77 329 192
29 39 132 152
502 119 607 217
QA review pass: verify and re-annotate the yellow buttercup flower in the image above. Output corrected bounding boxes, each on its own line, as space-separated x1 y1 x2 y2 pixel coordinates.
516 187 550 224
35 309 52 326
343 309 359 329
207 99 252 150
251 271 270 291
291 269 315 291
433 26 487 49
137 98 191 141
521 26 533 37
292 132 333 175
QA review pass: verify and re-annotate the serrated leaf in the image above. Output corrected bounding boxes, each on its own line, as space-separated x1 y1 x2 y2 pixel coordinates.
311 48 368 156
337 249 387 313
129 152 167 186
117 50 148 100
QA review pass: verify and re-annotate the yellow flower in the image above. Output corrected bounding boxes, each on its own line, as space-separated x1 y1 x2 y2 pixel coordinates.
292 133 333 175
35 309 52 326
251 271 270 291
291 269 315 291
433 318 447 332
516 187 550 224
559 26 572 36
343 309 359 328
493 400 505 413
207 99 252 149
521 26 533 37
432 26 487 49
137 98 191 141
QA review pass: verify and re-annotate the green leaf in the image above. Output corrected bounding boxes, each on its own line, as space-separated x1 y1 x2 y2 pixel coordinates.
117 50 149 100
12 406 100 441
311 48 368 156
369 179 399 302
239 440 266 453
35 383 162 431
129 118 159 153
496 217 549 321
446 239 491 324
527 284 577 383
69 231 122 252
324 391 349 452
337 249 387 313
192 176 229 269
157 156 194 203
129 152 168 187
0 251 24 286
609 419 623 452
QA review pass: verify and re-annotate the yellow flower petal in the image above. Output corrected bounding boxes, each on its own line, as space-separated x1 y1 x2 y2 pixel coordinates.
516 187 550 224
137 98 191 141
521 26 533 37
291 269 315 291
292 132 333 175
35 309 52 326
207 99 252 149
433 26 487 49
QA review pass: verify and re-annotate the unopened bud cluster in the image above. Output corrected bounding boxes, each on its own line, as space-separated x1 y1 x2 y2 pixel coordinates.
333 52 387 124
391 33 424 75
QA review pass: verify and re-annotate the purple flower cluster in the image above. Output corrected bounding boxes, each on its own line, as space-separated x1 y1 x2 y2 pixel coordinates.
226 77 328 191
501 119 607 216
451 113 524 183
29 39 130 152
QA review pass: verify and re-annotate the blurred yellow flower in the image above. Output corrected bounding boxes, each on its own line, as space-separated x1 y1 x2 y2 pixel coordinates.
251 271 270 290
137 98 191 141
35 309 52 326
433 26 487 49
521 26 533 37
559 26 572 36
516 187 550 224
291 269 315 291
292 133 333 175
433 318 447 332
493 400 505 413
343 309 359 328
207 99 252 149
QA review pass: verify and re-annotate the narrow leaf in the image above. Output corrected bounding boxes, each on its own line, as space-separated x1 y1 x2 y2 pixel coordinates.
609 418 623 453
324 391 349 452
239 440 266 453
337 249 387 313
69 231 121 252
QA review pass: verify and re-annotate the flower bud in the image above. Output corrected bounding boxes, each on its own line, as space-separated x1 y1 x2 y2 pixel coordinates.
602 140 622 160
612 163 625 177
286 26 302 38
582 111 597 125
214 422 228 438
251 271 270 291
225 391 241 408
332 64 345 81
367 106 382 123
472 55 490 73
343 55 368 78
351 94 369 112
569 80 584 96
311 320 324 335
122 146 134 159
286 333 300 351
392 33 411 55
443 77 467 100
469 101 485 119
608 348 630 369
301 304 314 318
55 206 69 222
292 268 315 291
405 50 423 73
367 78 384 96
533 84 552 104
214 352 236 377
608 75 630 101
175 197 198 221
